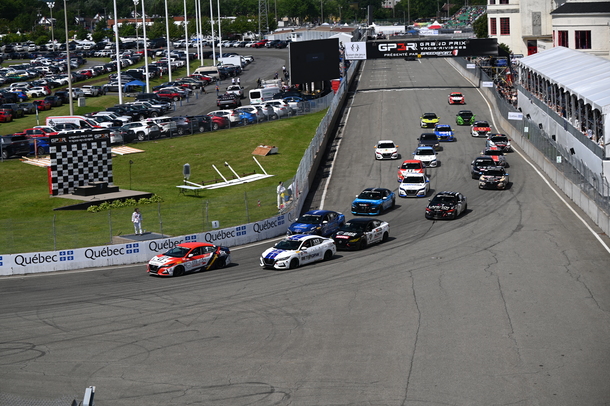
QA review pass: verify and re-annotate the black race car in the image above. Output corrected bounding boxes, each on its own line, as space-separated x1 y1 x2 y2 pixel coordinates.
332 218 390 250
471 156 497 179
425 191 467 220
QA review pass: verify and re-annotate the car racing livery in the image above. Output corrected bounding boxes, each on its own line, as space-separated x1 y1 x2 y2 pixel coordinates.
471 120 492 137
412 146 438 168
486 134 513 152
332 218 390 250
397 159 426 181
425 191 468 220
448 92 465 104
420 112 440 128
399 173 430 197
287 209 346 236
417 133 441 150
351 187 396 215
147 242 231 276
471 156 497 179
481 147 508 167
479 166 510 190
456 110 476 125
260 234 336 269
434 124 455 142
374 140 399 160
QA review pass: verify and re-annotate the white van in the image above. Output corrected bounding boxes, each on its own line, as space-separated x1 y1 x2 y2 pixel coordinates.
193 66 221 80
46 116 103 129
249 86 280 105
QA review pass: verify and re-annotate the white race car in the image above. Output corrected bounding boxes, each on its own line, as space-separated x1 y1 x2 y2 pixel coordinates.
399 173 430 197
374 140 399 160
260 234 336 270
412 146 438 167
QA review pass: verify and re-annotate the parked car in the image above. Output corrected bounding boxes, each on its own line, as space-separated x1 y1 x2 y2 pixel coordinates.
216 93 242 108
1 103 24 118
44 95 63 107
33 100 52 111
0 134 30 158
0 109 13 122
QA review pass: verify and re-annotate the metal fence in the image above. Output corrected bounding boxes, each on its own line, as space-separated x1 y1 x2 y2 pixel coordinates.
454 57 610 215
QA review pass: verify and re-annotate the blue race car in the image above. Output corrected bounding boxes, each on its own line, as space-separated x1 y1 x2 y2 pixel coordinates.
287 209 345 236
351 188 396 215
434 124 455 142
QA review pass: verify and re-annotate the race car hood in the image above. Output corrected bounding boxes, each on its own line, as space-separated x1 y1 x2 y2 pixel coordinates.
481 175 506 182
401 182 426 190
473 126 491 131
149 255 180 266
376 147 397 153
427 202 456 211
262 248 293 260
353 198 382 205
288 223 318 233
334 231 361 238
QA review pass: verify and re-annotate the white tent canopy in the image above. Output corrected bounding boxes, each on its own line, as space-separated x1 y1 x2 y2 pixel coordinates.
517 46 610 113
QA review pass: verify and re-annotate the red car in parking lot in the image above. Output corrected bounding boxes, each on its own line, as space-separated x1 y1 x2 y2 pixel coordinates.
0 109 13 122
206 114 230 130
33 99 52 111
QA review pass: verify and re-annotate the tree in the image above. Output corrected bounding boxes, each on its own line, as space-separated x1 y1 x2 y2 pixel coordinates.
473 12 487 38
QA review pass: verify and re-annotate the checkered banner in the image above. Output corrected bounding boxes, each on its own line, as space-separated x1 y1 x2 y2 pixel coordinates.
48 131 114 196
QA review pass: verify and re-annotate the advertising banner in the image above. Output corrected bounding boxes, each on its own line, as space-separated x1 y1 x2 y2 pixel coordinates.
366 38 498 59
0 209 298 276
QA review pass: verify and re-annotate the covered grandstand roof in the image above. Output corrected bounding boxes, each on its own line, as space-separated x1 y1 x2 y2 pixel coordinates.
517 46 610 113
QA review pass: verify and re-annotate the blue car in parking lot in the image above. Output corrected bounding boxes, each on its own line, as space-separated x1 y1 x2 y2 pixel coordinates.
351 188 396 215
287 209 346 236
28 136 50 156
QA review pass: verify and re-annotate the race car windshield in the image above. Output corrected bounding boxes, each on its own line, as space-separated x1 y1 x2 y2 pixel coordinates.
164 246 191 258
402 162 421 169
275 240 302 250
436 126 451 131
378 143 395 149
420 134 437 140
491 136 508 142
358 191 382 200
459 111 473 117
340 222 367 232
295 214 322 224
418 149 434 155
432 195 457 204
475 121 489 127
423 113 437 119
404 176 424 183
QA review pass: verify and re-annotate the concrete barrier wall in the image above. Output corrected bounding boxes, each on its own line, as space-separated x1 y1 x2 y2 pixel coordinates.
447 58 610 237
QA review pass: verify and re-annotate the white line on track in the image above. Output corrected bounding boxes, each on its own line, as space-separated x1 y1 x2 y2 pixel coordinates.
450 60 610 255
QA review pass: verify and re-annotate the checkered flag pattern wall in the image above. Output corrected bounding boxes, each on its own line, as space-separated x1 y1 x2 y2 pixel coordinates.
49 139 114 196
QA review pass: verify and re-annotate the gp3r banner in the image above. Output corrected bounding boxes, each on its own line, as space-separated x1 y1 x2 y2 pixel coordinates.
366 38 498 59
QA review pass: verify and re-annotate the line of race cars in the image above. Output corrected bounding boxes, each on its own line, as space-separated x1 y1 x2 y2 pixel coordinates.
146 92 516 276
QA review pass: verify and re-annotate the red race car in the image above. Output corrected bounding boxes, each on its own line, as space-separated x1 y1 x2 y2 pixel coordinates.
397 159 426 182
448 92 465 104
147 242 231 277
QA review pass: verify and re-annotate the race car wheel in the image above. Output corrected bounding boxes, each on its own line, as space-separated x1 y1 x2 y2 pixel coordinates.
382 232 389 243
323 250 333 261
391 198 396 209
289 258 299 269
214 257 226 269
212 123 219 131
271 113 278 120
173 266 185 277
359 238 367 250
137 132 146 141
1 150 8 159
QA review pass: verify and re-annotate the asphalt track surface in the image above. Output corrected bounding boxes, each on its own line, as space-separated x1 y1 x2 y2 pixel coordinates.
2 57 610 406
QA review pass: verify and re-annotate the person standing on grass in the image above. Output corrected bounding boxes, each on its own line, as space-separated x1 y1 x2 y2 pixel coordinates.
132 208 143 235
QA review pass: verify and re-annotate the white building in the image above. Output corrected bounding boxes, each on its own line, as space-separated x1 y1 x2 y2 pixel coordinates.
487 0 610 59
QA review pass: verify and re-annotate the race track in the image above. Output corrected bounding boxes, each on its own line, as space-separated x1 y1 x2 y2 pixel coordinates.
1 57 610 406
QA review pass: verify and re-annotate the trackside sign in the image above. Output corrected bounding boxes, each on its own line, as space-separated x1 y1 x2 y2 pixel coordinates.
366 38 498 59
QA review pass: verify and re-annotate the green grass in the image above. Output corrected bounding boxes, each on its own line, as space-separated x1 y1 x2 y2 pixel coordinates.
0 110 326 254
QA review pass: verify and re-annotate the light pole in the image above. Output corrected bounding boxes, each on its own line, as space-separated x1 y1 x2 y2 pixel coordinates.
182 0 190 76
47 2 55 50
113 0 122 104
338 5 342 23
321 0 323 24
133 0 139 54
164 0 172 81
140 0 150 92
63 0 73 115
